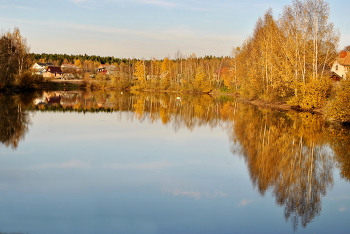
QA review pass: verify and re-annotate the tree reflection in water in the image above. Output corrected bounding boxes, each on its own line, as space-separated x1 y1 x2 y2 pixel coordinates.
328 125 350 182
227 104 336 230
2 90 350 230
0 93 35 149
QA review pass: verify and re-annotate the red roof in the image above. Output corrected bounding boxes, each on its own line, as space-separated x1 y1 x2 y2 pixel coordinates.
46 96 61 104
336 51 350 66
47 66 63 73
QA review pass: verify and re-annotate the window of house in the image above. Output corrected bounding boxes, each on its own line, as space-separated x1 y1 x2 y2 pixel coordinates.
336 65 338 70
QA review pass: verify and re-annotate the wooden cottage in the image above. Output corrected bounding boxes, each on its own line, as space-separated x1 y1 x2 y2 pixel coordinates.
43 66 64 79
97 64 118 75
331 51 350 80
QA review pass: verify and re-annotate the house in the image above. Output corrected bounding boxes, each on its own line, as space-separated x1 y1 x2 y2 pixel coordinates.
46 95 62 105
97 64 118 75
331 51 350 79
32 62 54 75
96 64 107 73
43 66 64 79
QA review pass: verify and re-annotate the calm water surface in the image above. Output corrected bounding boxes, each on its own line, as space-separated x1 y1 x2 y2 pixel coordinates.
0 90 349 234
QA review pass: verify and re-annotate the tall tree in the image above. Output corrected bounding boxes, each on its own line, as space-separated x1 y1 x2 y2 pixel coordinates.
0 28 30 87
236 0 339 105
279 0 339 106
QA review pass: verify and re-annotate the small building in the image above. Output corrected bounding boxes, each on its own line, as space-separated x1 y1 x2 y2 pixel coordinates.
331 51 350 79
43 66 64 79
97 64 118 75
96 64 107 73
32 62 54 75
46 95 62 105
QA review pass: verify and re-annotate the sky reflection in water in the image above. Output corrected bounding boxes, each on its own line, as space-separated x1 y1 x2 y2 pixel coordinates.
0 91 349 234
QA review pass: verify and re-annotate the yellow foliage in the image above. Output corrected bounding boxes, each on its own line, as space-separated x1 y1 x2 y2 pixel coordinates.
133 60 147 89
159 107 170 124
133 99 145 119
325 79 350 122
193 66 213 93
220 103 236 120
221 67 234 88
134 60 146 81
290 77 331 109
15 71 43 88
231 103 333 229
74 59 82 68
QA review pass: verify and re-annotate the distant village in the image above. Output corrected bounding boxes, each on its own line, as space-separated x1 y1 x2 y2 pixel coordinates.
31 50 350 110
32 62 118 80
32 49 350 81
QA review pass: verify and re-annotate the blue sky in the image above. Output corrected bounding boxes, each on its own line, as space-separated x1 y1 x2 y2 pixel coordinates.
1 0 349 59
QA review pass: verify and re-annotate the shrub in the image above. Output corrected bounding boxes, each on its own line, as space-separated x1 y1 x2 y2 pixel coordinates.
291 77 332 109
15 71 43 89
325 79 350 122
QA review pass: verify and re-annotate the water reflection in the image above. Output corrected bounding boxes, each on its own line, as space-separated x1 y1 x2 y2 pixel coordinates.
327 125 350 182
30 90 225 131
226 104 335 230
0 92 35 149
1 89 350 230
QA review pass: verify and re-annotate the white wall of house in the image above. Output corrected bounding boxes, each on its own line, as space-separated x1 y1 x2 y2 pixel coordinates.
33 63 44 70
32 63 46 74
43 72 63 79
331 60 348 79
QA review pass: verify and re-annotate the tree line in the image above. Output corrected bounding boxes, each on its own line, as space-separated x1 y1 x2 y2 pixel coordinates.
31 53 130 66
31 51 232 94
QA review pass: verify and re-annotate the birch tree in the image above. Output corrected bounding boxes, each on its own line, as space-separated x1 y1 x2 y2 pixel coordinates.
279 0 339 107
0 28 30 87
237 0 339 105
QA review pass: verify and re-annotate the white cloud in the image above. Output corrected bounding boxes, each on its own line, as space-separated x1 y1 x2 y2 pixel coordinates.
101 161 175 170
163 188 228 200
105 0 177 7
1 17 186 41
28 159 91 169
238 199 255 207
139 0 177 7
338 207 347 212
69 0 91 3
0 17 237 58
0 5 33 10
106 0 209 11
329 195 350 201
67 0 97 9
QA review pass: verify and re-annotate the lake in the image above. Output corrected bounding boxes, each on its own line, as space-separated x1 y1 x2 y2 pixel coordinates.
0 90 349 234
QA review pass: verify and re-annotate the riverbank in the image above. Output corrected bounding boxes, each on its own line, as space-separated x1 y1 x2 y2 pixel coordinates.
3 78 345 123
243 99 324 114
39 79 325 114
36 79 87 90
